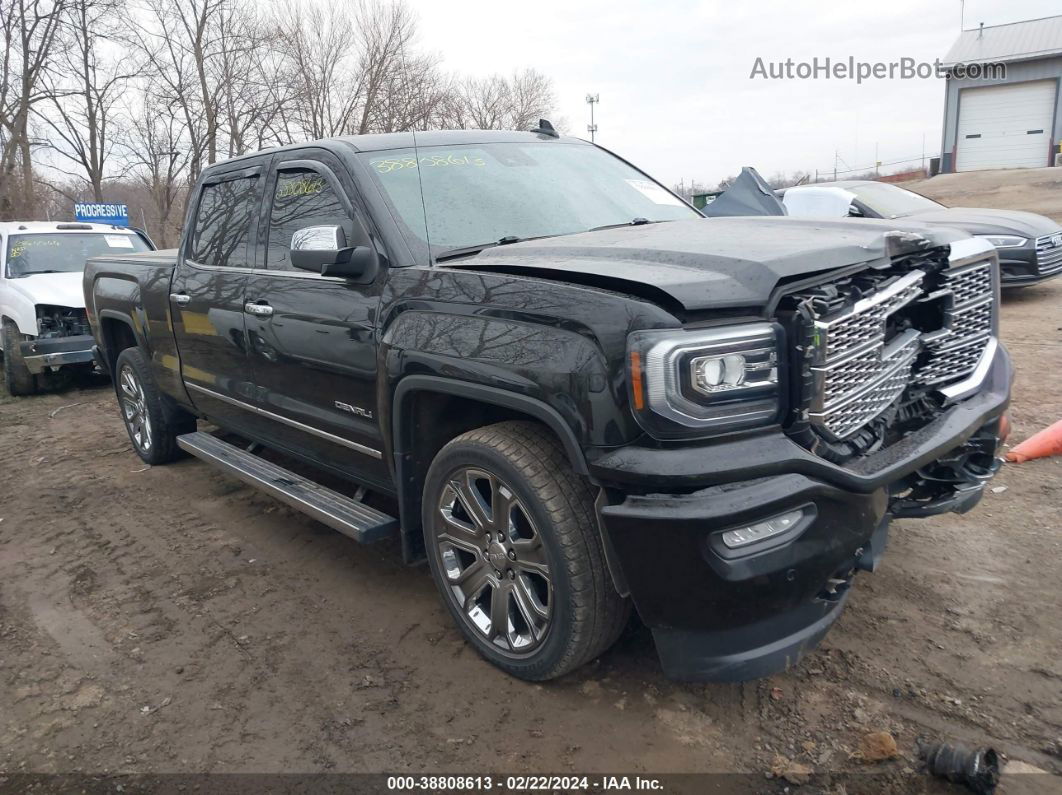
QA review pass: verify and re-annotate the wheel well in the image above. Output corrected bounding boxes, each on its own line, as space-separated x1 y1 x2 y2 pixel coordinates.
395 389 583 562
100 317 137 371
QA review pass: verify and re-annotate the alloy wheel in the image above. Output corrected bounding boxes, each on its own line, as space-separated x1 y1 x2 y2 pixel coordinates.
119 364 152 453
433 467 553 655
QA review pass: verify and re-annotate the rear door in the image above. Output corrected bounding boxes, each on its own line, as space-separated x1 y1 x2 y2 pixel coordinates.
243 149 391 489
170 161 267 432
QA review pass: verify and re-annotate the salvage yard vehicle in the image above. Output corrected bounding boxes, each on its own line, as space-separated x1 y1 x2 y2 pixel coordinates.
0 222 152 395
780 180 1062 287
84 128 1012 682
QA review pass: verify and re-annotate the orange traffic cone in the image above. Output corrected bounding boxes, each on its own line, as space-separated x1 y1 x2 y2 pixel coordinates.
1006 419 1062 463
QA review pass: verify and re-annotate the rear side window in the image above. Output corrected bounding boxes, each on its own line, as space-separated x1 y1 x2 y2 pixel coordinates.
266 168 354 270
189 176 258 268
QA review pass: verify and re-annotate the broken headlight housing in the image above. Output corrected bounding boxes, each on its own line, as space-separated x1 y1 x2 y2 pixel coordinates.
627 323 783 439
36 305 91 338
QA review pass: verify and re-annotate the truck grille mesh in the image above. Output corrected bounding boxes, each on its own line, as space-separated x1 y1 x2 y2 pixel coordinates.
808 257 995 440
1036 233 1062 276
917 262 994 387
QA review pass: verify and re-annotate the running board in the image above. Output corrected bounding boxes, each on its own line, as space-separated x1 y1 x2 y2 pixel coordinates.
177 431 398 544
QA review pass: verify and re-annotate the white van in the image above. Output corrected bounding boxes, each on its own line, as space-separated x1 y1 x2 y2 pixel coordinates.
0 222 152 395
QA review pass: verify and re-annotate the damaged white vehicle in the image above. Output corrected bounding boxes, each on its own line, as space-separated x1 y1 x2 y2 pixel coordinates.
0 222 152 395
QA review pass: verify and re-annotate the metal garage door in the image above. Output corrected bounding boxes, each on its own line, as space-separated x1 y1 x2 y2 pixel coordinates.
956 79 1057 171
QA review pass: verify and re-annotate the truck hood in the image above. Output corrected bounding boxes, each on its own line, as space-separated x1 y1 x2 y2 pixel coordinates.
899 207 1061 239
452 216 966 311
4 271 86 309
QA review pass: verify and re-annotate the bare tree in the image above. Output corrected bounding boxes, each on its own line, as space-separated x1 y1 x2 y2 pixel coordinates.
0 0 67 218
449 68 555 131
36 0 138 200
124 85 191 246
271 2 362 139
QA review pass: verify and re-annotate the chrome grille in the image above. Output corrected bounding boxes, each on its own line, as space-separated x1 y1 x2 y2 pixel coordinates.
917 261 994 387
806 242 997 441
1035 232 1062 276
948 263 992 305
809 271 923 439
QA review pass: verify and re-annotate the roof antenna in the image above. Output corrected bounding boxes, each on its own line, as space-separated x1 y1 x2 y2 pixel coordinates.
978 21 983 38
530 118 559 138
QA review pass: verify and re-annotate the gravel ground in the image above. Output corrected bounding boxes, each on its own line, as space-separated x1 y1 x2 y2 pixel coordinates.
1 169 1060 792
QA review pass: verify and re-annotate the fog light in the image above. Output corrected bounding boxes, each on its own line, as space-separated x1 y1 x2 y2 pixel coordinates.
720 509 804 549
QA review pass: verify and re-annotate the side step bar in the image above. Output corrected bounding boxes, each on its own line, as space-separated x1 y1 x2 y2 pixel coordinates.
177 431 398 544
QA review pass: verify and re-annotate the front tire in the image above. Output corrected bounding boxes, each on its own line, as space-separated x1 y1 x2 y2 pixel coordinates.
2 321 38 396
114 347 193 465
423 421 629 681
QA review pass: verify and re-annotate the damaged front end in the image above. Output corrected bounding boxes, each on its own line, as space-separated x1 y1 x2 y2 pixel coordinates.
19 304 96 375
776 233 1005 516
594 233 1011 681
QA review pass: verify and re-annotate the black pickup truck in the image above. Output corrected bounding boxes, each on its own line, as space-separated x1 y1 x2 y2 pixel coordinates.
84 128 1012 682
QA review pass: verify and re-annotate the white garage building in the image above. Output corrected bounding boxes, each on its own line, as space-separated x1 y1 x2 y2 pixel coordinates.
940 15 1062 173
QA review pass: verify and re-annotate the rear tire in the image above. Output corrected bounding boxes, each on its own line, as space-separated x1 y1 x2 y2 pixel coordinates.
2 321 38 396
114 347 194 465
422 421 629 681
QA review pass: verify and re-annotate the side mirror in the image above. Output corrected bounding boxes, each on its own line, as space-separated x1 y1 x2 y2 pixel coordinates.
290 225 349 271
289 225 380 281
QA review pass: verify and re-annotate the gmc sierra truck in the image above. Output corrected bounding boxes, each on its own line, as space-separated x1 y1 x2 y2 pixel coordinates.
84 128 1012 682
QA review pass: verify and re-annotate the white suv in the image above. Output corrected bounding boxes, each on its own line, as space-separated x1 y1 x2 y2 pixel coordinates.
0 222 152 395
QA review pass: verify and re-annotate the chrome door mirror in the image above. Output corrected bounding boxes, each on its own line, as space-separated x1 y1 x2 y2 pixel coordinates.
292 225 344 252
289 224 380 282
290 225 350 272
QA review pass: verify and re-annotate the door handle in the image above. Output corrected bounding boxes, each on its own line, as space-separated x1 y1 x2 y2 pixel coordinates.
244 301 274 317
169 293 190 306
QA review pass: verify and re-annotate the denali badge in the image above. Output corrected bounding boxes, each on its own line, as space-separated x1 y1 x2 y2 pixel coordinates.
335 400 373 419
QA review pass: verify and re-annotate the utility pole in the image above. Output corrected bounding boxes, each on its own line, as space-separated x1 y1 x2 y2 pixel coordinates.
586 94 599 142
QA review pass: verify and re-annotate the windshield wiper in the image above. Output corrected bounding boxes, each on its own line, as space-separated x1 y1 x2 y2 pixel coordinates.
435 234 543 263
589 217 653 232
17 269 64 276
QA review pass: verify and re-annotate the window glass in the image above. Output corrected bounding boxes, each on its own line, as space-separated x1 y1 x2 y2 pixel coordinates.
267 168 353 270
358 142 699 259
846 183 944 218
189 176 258 268
6 233 150 277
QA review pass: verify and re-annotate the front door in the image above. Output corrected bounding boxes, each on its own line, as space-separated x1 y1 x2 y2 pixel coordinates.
171 162 266 433
243 151 390 489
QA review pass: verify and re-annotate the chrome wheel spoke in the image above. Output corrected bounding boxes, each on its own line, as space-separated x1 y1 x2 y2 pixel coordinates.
434 464 554 657
458 562 491 609
452 473 491 530
514 573 549 623
438 512 484 553
489 582 510 641
512 537 549 575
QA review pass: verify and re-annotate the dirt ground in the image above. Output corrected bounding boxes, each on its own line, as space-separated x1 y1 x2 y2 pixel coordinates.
1 168 1061 791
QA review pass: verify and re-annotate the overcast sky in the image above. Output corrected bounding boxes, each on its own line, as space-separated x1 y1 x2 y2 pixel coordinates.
408 0 1061 188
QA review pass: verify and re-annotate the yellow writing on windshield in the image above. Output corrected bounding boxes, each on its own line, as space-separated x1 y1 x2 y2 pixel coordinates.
9 237 61 259
371 154 486 174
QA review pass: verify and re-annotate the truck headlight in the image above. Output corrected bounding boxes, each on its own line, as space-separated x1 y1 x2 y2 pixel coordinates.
627 323 783 439
975 234 1027 249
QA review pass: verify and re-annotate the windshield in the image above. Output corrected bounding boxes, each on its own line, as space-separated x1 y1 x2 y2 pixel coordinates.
847 183 945 218
359 142 699 259
5 232 150 277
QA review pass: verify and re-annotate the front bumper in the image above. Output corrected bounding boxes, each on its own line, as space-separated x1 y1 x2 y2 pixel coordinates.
19 335 96 374
998 247 1062 287
594 343 1012 682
